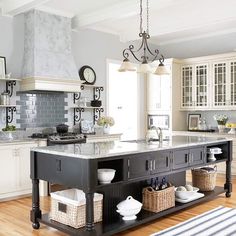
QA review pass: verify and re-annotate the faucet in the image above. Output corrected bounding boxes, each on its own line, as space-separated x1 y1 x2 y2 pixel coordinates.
149 126 163 142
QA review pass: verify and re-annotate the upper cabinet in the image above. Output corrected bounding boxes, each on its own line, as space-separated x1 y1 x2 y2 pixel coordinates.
213 61 236 109
147 72 171 112
181 64 209 110
180 53 236 111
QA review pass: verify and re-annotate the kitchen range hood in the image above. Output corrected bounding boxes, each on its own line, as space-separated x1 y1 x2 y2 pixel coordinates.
20 10 81 93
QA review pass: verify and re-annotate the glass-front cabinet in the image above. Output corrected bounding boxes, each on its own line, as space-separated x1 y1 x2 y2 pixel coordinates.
196 64 208 107
212 61 236 109
213 62 227 107
181 64 209 110
181 66 193 108
230 61 236 106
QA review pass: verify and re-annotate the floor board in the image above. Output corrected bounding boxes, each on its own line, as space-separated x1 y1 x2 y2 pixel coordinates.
0 177 235 236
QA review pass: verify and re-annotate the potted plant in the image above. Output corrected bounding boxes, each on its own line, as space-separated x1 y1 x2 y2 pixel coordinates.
213 114 228 133
97 116 115 134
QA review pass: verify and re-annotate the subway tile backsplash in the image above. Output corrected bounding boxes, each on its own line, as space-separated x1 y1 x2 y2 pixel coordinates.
16 92 67 128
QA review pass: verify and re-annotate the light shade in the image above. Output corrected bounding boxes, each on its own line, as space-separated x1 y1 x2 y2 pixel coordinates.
118 59 136 72
154 63 170 75
137 62 152 74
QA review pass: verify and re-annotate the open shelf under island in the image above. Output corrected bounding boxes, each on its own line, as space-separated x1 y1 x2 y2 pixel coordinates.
30 136 233 236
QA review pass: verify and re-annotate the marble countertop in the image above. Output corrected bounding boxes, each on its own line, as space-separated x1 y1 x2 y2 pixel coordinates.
173 130 236 138
31 135 231 159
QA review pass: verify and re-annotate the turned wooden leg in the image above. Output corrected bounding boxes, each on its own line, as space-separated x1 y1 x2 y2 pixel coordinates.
85 192 95 231
224 159 232 198
31 179 42 229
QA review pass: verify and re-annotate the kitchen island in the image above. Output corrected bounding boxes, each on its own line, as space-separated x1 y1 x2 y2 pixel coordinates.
30 136 232 236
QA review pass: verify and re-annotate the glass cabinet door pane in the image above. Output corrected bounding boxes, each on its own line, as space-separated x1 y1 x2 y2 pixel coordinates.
182 66 193 107
230 62 236 106
214 63 226 106
196 65 207 107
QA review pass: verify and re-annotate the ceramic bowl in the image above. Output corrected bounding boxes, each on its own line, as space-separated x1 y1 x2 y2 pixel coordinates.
97 168 116 184
175 187 199 200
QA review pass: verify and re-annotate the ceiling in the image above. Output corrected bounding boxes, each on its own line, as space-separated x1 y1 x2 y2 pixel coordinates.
1 0 236 47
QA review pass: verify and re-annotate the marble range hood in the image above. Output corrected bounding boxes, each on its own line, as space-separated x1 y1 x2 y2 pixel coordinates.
20 10 81 93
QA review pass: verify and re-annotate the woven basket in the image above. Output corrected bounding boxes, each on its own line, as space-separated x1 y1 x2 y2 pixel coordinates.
50 189 102 228
142 186 175 213
192 167 217 191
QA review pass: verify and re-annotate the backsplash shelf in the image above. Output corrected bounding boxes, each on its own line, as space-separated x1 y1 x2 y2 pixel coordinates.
73 84 104 125
0 78 20 128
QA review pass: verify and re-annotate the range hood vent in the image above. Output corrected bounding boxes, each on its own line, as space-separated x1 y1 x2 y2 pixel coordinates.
20 10 81 93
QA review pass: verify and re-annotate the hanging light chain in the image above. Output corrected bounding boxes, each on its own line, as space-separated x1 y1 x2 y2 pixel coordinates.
140 0 143 34
147 0 149 35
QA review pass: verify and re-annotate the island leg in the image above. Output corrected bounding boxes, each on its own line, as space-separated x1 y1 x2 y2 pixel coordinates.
85 192 95 231
30 179 42 229
224 159 232 198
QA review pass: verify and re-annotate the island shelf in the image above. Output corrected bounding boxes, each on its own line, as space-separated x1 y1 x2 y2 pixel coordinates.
30 137 232 236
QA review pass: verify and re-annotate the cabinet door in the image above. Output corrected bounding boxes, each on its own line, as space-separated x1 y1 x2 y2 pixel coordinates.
181 66 194 108
172 149 189 170
230 61 236 106
213 62 227 107
189 147 205 166
128 154 150 179
151 151 171 174
0 146 17 194
147 72 171 112
195 64 208 108
16 143 38 190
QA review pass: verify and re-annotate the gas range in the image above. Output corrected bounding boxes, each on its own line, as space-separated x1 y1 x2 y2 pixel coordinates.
30 132 86 145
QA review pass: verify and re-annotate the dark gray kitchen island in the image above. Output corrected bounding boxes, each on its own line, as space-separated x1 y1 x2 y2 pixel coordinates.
30 136 232 236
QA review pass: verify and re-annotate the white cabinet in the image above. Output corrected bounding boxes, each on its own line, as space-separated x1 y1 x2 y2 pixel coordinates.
0 146 17 195
212 61 236 109
147 67 171 112
0 140 46 200
16 143 38 191
181 64 209 110
180 53 236 111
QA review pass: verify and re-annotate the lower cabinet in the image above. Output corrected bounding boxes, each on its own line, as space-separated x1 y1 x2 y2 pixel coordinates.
127 147 205 180
150 151 171 174
128 151 171 179
0 146 17 195
16 143 38 191
0 141 46 200
173 147 205 170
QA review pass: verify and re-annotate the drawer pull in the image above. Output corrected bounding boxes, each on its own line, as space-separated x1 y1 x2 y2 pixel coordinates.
185 154 188 163
56 159 62 172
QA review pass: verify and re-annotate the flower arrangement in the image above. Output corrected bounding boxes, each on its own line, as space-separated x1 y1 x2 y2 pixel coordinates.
213 114 228 125
97 116 115 127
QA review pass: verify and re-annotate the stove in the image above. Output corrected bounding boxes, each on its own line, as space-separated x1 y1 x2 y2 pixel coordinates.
31 132 86 145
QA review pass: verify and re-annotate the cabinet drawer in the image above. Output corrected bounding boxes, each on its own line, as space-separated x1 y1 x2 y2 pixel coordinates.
173 149 189 170
128 154 150 179
151 151 171 174
190 147 205 166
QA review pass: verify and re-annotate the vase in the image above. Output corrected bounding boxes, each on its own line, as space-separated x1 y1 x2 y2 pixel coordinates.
217 125 225 133
103 125 110 134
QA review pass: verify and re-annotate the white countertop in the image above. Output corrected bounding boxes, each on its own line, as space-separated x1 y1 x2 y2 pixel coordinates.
31 135 231 159
173 130 236 138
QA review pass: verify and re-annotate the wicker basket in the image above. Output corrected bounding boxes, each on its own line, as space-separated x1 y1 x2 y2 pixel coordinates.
142 186 175 213
192 167 217 191
50 189 103 228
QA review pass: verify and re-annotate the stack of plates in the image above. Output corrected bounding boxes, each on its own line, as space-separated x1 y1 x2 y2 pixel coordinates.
207 147 222 154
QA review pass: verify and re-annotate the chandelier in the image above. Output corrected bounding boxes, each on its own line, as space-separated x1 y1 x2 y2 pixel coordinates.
118 0 169 75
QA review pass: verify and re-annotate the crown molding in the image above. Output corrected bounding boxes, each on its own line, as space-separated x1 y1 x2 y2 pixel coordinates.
35 5 74 18
1 0 50 16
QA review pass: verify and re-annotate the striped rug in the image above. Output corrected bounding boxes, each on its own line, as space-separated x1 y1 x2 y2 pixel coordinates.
151 206 236 236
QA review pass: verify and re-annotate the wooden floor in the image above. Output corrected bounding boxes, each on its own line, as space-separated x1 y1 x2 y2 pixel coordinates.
0 177 235 236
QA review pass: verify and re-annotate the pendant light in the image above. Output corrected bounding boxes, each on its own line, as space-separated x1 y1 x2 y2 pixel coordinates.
118 0 169 75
